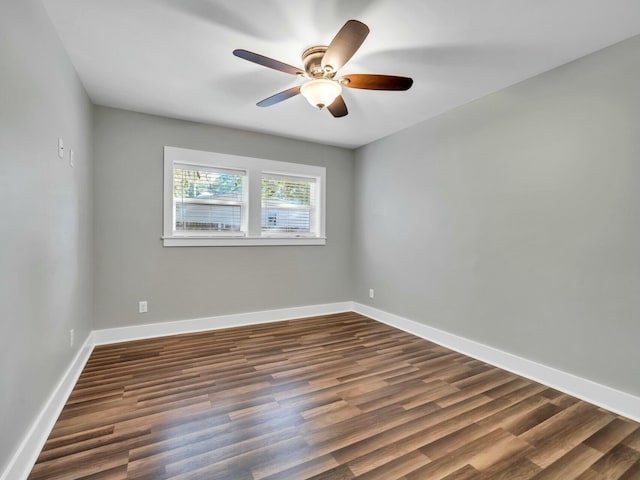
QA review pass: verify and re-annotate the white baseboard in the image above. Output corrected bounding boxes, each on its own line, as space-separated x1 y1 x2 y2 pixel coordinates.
1 333 95 480
92 301 353 345
352 302 640 423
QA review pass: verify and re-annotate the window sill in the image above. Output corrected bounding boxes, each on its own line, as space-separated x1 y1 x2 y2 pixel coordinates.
162 236 327 247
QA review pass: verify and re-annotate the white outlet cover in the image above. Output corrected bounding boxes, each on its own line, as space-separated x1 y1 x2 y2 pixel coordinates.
69 149 74 167
138 301 148 313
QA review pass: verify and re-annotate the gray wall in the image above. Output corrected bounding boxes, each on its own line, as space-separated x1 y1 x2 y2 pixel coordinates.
92 106 354 329
354 35 640 396
0 0 93 471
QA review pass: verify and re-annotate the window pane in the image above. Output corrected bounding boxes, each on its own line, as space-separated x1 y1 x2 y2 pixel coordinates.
261 176 314 233
174 166 244 232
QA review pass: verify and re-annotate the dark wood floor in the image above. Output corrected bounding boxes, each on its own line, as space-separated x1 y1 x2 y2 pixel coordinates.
29 312 640 479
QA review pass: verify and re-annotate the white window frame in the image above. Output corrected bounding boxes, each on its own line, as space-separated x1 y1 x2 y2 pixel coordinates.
163 146 326 247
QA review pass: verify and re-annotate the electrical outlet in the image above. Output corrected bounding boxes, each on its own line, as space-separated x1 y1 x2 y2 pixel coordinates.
69 148 74 167
69 329 74 348
369 288 375 299
138 300 148 313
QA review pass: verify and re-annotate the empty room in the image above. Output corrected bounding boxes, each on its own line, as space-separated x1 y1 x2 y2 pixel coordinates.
2 0 640 478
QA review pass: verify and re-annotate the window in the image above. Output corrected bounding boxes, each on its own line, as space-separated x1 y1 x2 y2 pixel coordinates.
163 147 326 246
261 174 317 236
173 164 246 235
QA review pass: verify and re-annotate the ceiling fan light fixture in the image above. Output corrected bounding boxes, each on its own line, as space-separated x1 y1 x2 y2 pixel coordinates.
300 79 342 109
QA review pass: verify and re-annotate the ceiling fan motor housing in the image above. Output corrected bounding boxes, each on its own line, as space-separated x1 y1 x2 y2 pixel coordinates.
302 46 335 78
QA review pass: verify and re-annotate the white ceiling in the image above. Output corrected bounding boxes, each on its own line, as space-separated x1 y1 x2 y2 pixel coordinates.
42 0 640 148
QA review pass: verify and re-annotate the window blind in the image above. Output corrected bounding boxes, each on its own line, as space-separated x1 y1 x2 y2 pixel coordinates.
173 163 246 233
261 174 316 234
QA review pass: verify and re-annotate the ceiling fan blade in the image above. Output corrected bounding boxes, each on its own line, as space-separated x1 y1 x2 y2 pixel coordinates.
256 85 302 107
341 74 413 91
321 20 370 72
327 95 348 118
233 49 304 76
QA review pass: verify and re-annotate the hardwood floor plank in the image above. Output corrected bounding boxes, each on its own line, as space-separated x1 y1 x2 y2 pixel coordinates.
525 408 615 468
29 442 129 480
419 423 493 461
501 401 564 436
37 426 150 463
475 455 541 480
305 464 355 480
28 313 640 479
259 454 339 480
583 418 638 454
528 444 603 480
573 470 607 480
589 444 640 478
622 427 640 451
353 449 431 479
618 461 640 480
442 464 482 479
405 428 527 479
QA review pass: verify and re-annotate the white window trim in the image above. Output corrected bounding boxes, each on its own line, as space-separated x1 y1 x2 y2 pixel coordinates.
163 146 326 247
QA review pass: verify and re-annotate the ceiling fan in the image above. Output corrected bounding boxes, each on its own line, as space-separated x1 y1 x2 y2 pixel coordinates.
233 20 413 118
